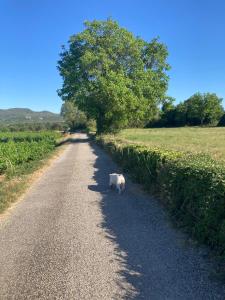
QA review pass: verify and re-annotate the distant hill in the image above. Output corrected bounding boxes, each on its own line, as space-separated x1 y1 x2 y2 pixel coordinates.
0 108 63 124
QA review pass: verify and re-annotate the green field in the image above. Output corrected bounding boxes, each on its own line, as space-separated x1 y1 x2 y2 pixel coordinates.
0 131 61 213
116 127 225 161
0 131 60 175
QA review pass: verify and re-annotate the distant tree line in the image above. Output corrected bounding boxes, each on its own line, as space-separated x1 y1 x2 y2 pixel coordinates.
60 102 87 131
0 122 65 132
148 92 225 127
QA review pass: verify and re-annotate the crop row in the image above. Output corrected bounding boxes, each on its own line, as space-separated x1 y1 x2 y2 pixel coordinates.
0 131 60 143
0 132 59 174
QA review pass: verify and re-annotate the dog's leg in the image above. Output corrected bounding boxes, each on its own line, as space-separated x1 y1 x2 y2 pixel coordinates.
117 184 121 194
120 183 125 193
109 179 113 188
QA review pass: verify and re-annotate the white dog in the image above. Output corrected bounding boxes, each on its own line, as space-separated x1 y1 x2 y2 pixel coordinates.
109 173 125 194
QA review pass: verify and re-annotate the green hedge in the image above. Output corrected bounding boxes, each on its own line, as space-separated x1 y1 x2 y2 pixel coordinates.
96 135 225 254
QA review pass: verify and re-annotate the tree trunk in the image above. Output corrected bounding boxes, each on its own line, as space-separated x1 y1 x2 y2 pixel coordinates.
96 115 104 135
200 117 204 126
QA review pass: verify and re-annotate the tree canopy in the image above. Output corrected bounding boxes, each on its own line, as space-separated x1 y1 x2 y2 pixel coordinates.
151 92 224 127
58 19 170 133
185 93 224 125
61 101 87 130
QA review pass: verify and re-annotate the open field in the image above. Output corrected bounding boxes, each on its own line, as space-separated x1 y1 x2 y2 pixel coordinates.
116 127 225 161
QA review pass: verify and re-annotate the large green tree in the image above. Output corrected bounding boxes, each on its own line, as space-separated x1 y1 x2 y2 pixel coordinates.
58 19 170 133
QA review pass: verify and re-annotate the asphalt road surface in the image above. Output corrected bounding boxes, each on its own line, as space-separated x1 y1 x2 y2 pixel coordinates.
0 133 225 300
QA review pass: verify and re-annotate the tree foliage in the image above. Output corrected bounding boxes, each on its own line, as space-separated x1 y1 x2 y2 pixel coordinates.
185 93 224 125
217 113 225 127
152 92 224 127
60 101 87 130
58 19 170 133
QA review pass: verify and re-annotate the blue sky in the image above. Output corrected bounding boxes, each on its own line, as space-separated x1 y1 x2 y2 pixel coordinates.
0 0 225 113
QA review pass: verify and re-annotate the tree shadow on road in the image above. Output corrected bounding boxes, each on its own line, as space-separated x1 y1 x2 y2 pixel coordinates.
89 142 168 299
57 137 90 146
88 142 225 300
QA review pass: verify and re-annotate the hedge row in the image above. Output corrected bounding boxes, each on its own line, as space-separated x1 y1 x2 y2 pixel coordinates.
96 135 225 254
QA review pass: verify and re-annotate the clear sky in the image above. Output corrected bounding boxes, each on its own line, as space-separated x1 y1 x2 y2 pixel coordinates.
0 0 225 113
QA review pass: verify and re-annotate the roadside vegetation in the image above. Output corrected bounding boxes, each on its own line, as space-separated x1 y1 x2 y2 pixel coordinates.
0 131 62 213
96 133 225 275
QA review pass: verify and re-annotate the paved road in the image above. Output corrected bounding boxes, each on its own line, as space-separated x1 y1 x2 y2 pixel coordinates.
0 133 225 300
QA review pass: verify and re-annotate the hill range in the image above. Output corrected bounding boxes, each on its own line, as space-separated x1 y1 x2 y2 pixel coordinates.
0 108 63 124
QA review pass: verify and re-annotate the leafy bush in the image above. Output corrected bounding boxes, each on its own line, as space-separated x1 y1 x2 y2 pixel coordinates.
96 135 225 254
